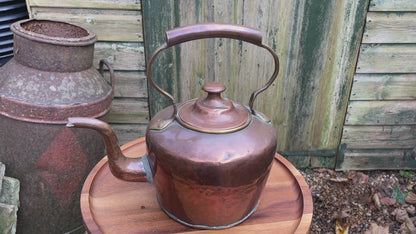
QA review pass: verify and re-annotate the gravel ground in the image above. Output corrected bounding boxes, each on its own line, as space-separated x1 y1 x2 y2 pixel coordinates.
300 168 416 233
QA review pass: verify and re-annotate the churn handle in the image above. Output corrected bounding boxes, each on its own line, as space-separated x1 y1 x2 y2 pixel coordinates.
146 23 280 129
98 59 115 93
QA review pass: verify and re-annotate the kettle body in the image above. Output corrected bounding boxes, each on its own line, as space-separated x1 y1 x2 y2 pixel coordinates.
68 23 280 229
146 104 277 228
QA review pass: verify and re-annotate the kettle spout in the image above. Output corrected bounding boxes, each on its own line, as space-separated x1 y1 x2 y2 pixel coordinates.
67 117 149 182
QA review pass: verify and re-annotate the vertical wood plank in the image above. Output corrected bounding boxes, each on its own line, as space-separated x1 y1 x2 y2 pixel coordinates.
142 0 180 117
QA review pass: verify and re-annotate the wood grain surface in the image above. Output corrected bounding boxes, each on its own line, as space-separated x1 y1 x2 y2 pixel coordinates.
356 44 416 73
350 74 416 100
26 0 141 10
363 12 416 43
341 125 416 149
339 149 416 170
81 138 313 234
345 100 416 125
369 0 416 11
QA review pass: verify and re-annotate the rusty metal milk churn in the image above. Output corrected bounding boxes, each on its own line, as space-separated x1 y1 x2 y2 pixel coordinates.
0 19 114 233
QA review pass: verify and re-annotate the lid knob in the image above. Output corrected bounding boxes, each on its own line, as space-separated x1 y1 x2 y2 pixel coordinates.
199 82 232 111
202 82 226 93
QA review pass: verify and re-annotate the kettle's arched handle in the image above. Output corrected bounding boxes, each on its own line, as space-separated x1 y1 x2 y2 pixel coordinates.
146 23 279 129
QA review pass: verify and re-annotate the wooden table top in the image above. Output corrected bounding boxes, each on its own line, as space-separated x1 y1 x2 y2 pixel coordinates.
81 137 313 233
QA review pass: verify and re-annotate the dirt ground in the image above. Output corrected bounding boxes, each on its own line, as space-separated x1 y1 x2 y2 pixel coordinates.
300 168 416 234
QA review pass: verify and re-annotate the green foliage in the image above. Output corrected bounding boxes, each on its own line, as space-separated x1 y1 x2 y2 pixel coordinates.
399 170 413 178
392 185 408 204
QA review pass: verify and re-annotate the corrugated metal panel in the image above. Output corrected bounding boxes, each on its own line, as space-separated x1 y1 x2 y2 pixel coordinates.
0 0 28 66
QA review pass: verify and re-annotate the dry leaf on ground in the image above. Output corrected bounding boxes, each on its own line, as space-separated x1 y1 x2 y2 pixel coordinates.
364 223 389 234
406 192 416 205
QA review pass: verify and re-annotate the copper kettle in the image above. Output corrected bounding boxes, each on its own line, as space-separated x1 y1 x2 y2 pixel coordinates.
67 23 279 229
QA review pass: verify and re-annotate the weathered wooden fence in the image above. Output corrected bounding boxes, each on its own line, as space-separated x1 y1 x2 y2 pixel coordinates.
337 0 416 170
24 0 416 169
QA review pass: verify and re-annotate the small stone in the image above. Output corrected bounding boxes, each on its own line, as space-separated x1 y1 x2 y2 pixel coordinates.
0 176 19 234
0 177 20 206
405 205 416 216
405 217 416 234
373 193 381 210
392 208 409 223
0 203 17 234
364 222 389 234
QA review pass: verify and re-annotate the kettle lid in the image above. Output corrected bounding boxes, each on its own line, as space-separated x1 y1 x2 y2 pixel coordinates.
177 82 251 133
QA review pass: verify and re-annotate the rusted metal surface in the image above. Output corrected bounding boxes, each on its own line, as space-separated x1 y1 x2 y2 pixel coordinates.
67 23 279 230
0 19 113 233
0 19 113 124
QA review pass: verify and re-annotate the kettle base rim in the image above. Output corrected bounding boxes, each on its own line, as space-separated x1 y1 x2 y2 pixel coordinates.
158 196 259 230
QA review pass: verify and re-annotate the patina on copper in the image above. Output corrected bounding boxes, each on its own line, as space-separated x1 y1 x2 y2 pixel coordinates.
67 23 279 229
0 19 114 232
177 82 251 133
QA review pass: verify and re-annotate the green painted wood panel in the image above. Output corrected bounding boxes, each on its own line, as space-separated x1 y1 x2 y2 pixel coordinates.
29 7 143 42
345 101 416 125
142 0 369 168
356 44 416 73
338 149 416 170
363 12 416 44
369 0 416 11
142 0 181 118
342 125 416 149
351 74 416 100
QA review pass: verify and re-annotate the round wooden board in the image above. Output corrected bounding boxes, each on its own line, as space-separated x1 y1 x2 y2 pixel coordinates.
81 137 313 233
